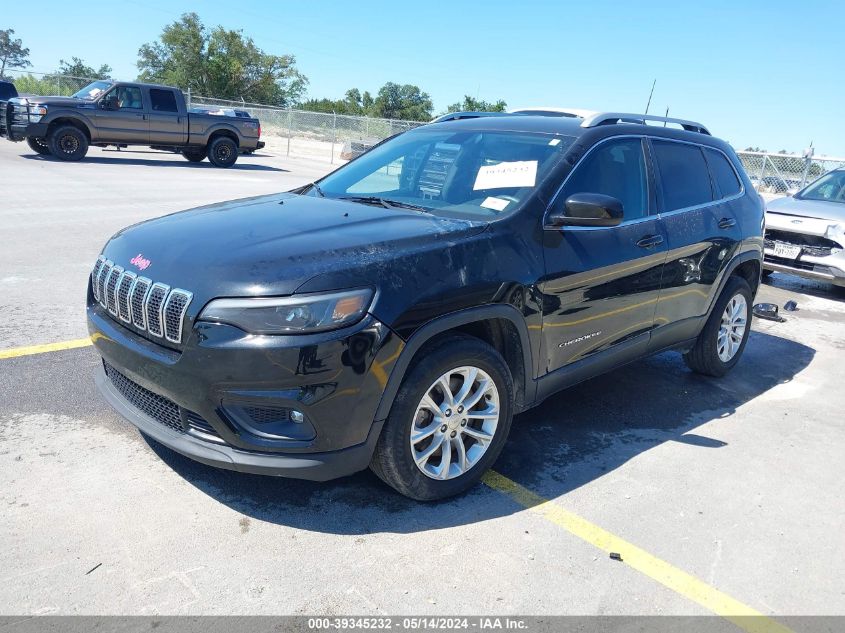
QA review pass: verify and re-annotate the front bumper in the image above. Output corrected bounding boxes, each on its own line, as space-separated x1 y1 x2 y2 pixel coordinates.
88 302 403 480
763 232 845 287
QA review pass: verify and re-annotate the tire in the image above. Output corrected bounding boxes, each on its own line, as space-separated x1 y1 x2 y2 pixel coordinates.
48 125 88 161
683 276 753 377
181 148 207 163
26 136 51 155
207 136 238 168
370 333 514 501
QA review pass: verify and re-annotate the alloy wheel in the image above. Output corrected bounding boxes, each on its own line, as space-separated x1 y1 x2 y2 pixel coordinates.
59 134 79 155
717 294 748 362
410 366 500 480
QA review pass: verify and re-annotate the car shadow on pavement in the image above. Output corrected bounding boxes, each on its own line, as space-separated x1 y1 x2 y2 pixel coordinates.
21 154 288 172
146 330 814 534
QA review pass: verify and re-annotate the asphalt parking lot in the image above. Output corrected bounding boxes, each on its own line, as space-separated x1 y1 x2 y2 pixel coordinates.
1 138 843 625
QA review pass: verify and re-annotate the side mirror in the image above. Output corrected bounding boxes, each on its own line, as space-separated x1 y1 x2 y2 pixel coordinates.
100 95 118 110
546 193 624 228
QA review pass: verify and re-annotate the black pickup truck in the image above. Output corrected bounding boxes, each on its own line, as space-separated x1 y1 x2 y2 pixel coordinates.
2 80 263 167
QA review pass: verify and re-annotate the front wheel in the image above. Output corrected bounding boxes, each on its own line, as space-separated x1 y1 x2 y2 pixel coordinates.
27 136 51 155
370 334 514 500
683 276 753 377
48 125 88 161
207 136 238 168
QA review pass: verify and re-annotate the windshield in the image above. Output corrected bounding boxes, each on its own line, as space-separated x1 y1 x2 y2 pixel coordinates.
312 128 576 219
796 170 845 204
71 80 112 100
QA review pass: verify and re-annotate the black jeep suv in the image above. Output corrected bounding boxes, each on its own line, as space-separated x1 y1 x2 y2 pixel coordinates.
88 111 764 500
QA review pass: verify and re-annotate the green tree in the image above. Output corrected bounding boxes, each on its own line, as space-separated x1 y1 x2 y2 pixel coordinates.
446 95 507 114
0 28 30 78
58 57 112 79
371 82 433 121
137 12 307 106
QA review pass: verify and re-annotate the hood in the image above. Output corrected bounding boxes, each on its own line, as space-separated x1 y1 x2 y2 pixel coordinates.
766 195 845 224
101 192 487 306
12 95 89 108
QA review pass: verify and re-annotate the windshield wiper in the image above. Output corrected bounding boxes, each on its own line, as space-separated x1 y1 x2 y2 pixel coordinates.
339 196 431 214
307 182 325 197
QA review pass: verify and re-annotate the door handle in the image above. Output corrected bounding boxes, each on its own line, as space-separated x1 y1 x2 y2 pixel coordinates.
718 217 736 229
636 234 664 249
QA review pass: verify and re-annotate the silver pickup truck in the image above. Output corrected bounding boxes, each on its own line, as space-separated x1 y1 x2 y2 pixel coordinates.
2 80 263 167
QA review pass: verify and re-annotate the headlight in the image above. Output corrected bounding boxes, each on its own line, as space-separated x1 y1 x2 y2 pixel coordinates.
198 288 373 334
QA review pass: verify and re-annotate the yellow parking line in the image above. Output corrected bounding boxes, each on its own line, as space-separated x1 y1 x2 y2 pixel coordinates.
483 471 793 633
0 338 93 360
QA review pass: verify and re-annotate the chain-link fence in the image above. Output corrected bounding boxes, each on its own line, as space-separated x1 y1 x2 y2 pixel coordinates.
3 69 103 98
7 70 845 180
189 95 424 163
734 151 845 195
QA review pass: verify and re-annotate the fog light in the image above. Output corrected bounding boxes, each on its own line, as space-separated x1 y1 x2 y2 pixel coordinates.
290 410 305 424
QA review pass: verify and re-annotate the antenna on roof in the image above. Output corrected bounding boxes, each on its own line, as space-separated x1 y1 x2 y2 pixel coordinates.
664 106 669 126
644 79 656 115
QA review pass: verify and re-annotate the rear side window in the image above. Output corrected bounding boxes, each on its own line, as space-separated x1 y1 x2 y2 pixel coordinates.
150 89 179 112
652 140 713 211
705 148 741 198
559 138 649 220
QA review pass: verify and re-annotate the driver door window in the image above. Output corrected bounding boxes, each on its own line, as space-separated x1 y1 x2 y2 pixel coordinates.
115 86 143 110
558 138 649 221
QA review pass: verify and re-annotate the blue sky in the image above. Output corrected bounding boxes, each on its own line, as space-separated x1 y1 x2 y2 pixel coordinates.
5 0 844 155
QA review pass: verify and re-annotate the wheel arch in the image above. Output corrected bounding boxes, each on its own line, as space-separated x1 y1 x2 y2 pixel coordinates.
707 249 762 318
374 304 535 422
207 127 240 147
46 116 92 142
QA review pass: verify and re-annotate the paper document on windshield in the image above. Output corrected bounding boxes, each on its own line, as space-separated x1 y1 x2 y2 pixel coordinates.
473 160 538 190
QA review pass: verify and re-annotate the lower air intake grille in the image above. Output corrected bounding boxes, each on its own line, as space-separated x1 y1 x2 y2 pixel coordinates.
104 361 183 432
103 361 222 442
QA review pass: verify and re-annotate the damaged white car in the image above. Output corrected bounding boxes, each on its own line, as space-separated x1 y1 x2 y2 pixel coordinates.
764 168 845 287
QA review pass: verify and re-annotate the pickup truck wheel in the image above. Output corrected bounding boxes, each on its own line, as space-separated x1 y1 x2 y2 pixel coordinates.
207 137 238 168
26 137 51 155
683 276 753 377
48 125 88 161
181 149 207 163
370 334 514 500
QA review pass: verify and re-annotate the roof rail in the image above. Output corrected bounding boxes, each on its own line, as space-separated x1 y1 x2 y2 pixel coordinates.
580 112 711 135
429 111 510 124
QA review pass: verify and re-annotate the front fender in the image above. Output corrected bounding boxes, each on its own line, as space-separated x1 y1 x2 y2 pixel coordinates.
372 303 535 421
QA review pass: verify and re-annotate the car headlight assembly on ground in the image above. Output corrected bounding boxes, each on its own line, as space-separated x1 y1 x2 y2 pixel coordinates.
198 288 373 334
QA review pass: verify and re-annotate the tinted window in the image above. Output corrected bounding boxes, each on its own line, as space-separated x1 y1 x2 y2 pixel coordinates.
705 148 741 197
150 88 179 113
559 138 649 220
652 140 713 211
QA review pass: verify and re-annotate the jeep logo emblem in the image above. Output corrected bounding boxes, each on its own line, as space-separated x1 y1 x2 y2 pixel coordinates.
130 253 151 271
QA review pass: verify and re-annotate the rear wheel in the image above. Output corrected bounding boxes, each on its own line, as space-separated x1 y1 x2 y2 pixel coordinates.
683 276 753 377
370 334 514 500
48 125 88 161
26 136 51 155
207 136 238 168
181 148 207 163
